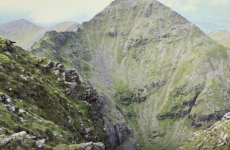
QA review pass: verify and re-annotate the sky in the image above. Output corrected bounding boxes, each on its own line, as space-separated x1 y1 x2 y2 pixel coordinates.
0 0 229 34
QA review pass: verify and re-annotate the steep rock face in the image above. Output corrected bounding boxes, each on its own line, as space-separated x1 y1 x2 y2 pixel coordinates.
31 0 230 149
0 38 108 149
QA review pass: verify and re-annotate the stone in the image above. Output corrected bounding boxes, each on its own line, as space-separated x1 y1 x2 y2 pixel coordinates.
81 142 93 150
4 104 15 112
19 75 27 81
11 131 27 137
54 131 62 137
11 63 14 69
18 138 25 147
93 142 105 150
47 61 54 68
57 64 64 69
19 109 25 114
35 139 45 149
1 138 13 144
222 112 230 121
25 134 36 139
54 70 60 76
5 51 12 56
85 128 91 133
5 98 13 105
0 62 3 69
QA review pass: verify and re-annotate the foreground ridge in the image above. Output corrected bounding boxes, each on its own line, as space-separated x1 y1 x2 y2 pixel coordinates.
0 38 107 150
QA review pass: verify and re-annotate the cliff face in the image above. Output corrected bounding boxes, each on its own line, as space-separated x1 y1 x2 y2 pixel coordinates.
0 38 107 150
31 0 230 149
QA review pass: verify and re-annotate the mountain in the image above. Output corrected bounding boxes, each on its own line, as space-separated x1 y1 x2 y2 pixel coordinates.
0 38 107 150
210 30 230 48
30 0 230 149
0 19 47 50
0 20 79 50
48 21 79 32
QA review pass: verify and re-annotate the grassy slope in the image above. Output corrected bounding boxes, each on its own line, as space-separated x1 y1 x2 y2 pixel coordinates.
48 22 77 32
210 30 230 48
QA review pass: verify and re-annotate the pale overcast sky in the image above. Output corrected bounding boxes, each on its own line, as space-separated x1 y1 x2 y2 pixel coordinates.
0 0 229 34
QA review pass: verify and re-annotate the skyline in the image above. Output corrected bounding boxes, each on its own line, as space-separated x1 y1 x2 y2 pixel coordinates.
0 0 229 34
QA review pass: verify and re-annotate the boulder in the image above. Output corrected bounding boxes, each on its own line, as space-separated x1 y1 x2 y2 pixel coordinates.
93 142 105 150
11 131 27 137
81 142 93 150
35 139 46 149
1 138 13 145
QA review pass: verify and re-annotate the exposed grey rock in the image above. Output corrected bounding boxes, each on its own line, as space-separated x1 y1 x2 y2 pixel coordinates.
19 75 27 81
5 51 11 56
11 131 27 137
54 131 62 137
57 63 64 69
0 62 3 69
18 138 25 147
222 112 230 121
93 142 105 150
81 142 93 150
35 139 45 149
54 70 60 76
5 98 13 105
85 128 92 133
1 138 13 144
67 116 74 128
4 104 15 112
25 134 36 139
11 63 14 69
19 109 25 114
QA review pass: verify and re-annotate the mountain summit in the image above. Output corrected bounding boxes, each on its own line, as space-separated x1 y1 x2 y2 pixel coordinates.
0 20 79 50
0 19 46 50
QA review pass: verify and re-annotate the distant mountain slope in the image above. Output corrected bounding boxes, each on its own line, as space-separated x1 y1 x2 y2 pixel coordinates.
210 30 230 48
0 19 47 50
48 21 78 32
0 20 79 50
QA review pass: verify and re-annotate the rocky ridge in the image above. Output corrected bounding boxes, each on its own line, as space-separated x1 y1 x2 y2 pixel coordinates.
178 112 230 150
0 38 107 150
